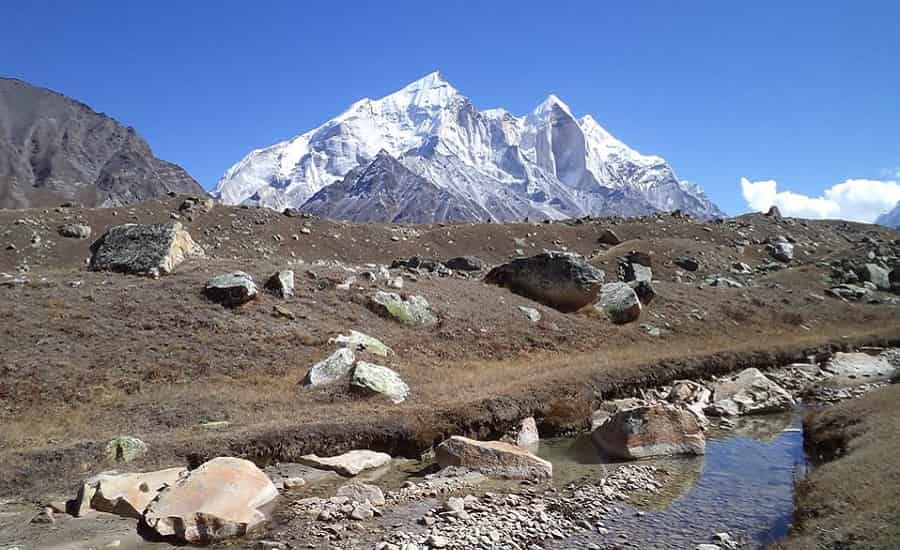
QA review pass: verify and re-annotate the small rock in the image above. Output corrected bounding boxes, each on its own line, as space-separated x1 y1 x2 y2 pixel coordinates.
264 270 295 298
204 271 258 307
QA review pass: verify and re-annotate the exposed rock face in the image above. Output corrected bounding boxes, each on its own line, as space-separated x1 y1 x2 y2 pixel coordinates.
298 450 392 476
75 467 186 519
350 361 410 403
329 330 392 357
302 348 356 387
143 457 278 544
591 403 706 459
104 436 147 463
444 256 483 271
88 222 204 277
264 270 294 298
367 291 437 326
435 436 552 480
856 264 891 291
706 368 795 417
598 282 642 324
0 78 204 209
204 271 258 307
483 251 605 312
58 223 91 239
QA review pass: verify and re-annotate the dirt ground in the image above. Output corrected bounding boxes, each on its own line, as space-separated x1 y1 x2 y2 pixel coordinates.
2 197 900 506
778 383 900 550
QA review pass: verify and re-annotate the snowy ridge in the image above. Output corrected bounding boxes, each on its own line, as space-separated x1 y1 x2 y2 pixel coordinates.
214 71 723 222
876 201 900 228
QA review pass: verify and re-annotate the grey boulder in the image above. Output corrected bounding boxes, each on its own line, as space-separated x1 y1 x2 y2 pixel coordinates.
302 348 356 387
350 361 410 403
367 291 437 327
205 271 258 307
264 270 294 298
598 282 642 324
706 368 795 417
484 251 605 312
89 222 204 277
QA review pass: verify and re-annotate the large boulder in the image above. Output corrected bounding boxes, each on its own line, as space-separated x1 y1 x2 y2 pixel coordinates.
484 251 605 312
706 368 795 417
598 282 642 324
74 467 186 518
298 450 391 476
435 436 552 480
89 222 204 277
329 330 392 357
367 291 437 326
591 403 706 460
143 457 278 544
350 361 410 403
204 271 258 307
302 348 356 387
444 256 483 271
856 264 891 291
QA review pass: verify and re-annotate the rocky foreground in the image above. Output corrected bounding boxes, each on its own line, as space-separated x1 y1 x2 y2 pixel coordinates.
2 197 900 548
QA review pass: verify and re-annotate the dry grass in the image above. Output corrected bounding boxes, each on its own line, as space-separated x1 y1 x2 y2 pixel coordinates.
779 384 900 550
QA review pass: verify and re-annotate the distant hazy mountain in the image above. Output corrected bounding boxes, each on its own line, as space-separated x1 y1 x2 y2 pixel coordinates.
876 201 900 228
214 71 723 223
0 77 204 209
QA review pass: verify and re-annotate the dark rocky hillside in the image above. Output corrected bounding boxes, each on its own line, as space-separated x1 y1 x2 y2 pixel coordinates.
0 77 204 209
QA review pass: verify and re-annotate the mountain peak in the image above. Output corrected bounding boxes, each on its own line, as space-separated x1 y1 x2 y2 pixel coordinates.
534 93 575 119
388 70 459 110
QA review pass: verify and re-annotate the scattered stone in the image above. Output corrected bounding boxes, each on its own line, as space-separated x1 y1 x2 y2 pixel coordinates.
350 361 410 403
298 450 392 477
204 271 258 307
272 305 296 320
302 348 356 387
597 229 622 246
630 280 656 305
329 330 392 356
435 436 552 480
592 402 706 459
706 368 795 416
674 256 700 272
89 223 204 277
143 457 278 543
826 283 870 301
368 291 437 327
30 507 55 524
336 482 385 506
444 256 483 271
518 306 541 322
856 264 891 291
264 270 294 298
484 251 605 312
58 223 92 239
598 282 642 324
104 436 147 463
75 467 186 518
768 241 794 262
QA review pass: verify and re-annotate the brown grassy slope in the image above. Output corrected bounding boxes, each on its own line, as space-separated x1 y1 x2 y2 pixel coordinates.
779 384 900 550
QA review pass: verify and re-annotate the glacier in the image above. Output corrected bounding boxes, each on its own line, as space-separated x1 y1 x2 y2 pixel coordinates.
213 71 723 223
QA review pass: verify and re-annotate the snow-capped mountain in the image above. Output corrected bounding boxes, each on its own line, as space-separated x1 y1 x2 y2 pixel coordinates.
214 71 723 222
876 201 900 228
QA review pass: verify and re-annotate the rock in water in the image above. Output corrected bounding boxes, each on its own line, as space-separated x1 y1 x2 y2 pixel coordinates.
435 436 552 480
591 403 706 459
89 222 204 277
823 352 896 383
503 417 540 451
444 256 483 271
264 270 294 297
328 330 392 356
367 291 437 326
298 450 391 476
706 368 795 416
350 361 410 403
75 467 186 518
204 271 258 307
105 436 147 463
598 282 642 324
335 482 385 506
302 348 356 387
143 457 278 544
483 251 605 312
58 223 92 239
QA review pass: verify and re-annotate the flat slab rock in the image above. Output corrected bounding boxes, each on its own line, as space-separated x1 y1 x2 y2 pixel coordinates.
435 436 552 480
75 467 186 519
143 457 278 543
824 352 896 383
298 450 392 477
707 368 796 416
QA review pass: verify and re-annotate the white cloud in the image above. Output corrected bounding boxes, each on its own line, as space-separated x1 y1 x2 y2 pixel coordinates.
740 177 900 223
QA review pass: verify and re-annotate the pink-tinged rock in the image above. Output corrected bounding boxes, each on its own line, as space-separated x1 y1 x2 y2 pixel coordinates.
74 467 186 518
143 457 278 543
592 403 706 460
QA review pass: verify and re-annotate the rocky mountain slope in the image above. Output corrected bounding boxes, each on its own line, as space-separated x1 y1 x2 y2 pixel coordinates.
876 201 900 228
214 72 723 222
0 78 204 209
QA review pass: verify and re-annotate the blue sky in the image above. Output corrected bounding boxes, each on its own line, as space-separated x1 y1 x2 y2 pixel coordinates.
3 1 899 216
